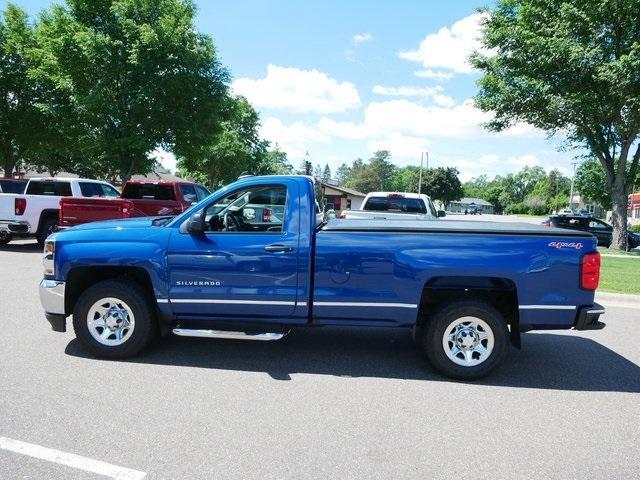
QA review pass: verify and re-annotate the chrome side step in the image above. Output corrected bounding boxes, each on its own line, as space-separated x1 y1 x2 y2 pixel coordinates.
172 328 288 341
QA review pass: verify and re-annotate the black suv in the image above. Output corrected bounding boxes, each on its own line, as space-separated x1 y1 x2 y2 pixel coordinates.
543 215 640 249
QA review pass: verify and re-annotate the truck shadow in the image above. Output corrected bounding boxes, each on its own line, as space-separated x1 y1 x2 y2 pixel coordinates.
65 327 640 393
0 241 40 253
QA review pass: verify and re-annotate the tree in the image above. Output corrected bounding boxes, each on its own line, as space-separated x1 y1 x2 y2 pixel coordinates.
257 145 293 176
335 163 350 185
0 5 44 175
344 151 396 193
35 0 229 181
472 0 640 249
322 163 331 183
178 96 266 187
420 167 463 207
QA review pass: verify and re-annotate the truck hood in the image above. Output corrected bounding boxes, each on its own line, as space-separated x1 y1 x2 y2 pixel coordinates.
61 217 163 232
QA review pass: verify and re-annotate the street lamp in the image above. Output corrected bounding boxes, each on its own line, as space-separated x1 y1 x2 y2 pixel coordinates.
418 151 429 195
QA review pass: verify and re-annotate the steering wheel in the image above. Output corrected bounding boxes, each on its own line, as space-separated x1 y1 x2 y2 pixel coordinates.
223 212 243 231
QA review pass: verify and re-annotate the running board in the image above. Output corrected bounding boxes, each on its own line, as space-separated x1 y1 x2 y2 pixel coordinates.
172 328 288 341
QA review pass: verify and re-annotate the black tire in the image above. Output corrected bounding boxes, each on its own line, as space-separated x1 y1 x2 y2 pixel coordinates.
0 231 11 245
37 217 58 247
72 279 157 359
422 300 509 380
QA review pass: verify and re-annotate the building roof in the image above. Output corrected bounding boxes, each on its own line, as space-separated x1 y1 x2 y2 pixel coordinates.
322 183 366 197
452 197 494 207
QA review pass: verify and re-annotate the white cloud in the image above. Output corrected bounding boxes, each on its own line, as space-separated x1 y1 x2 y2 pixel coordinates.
506 154 541 168
260 117 330 160
371 85 455 106
366 133 431 159
317 118 369 140
414 69 454 81
232 64 361 114
353 32 374 44
399 13 488 75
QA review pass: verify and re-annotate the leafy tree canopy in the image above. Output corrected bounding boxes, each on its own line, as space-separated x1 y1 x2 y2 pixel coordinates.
472 0 640 248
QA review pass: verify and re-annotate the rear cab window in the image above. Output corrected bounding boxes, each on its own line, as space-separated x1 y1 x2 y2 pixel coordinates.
363 195 427 214
122 183 176 201
26 181 72 196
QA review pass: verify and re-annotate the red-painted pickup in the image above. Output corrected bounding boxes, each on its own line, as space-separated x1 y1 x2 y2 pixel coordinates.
59 180 210 228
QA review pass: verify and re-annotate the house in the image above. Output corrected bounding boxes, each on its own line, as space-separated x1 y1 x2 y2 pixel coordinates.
321 182 366 211
448 197 495 214
569 194 606 218
629 193 640 226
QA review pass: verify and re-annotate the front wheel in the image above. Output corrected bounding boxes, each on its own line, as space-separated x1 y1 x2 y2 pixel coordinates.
422 300 509 380
72 279 157 359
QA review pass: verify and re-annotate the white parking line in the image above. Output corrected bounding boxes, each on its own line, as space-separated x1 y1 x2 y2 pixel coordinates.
0 437 146 480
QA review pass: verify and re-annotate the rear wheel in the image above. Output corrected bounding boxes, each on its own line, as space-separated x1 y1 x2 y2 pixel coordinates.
72 279 157 359
37 217 58 247
422 300 509 380
0 231 11 245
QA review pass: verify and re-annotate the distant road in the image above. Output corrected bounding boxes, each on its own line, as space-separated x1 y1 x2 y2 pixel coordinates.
443 213 544 225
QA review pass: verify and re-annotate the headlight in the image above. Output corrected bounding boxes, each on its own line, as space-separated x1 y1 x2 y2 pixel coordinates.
43 240 55 276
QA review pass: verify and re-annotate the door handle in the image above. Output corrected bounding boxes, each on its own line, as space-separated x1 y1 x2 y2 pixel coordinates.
264 244 294 253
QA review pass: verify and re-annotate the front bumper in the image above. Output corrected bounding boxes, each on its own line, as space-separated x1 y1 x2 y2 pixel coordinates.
0 220 29 234
39 279 67 332
574 303 606 330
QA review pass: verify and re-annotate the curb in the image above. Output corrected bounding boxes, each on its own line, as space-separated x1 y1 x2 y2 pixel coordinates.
601 254 640 259
595 291 640 309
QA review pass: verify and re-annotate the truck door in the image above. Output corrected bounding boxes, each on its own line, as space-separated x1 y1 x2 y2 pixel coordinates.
166 181 303 321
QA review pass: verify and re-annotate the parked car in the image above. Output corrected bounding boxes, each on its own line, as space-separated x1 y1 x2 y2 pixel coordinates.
59 180 210 228
542 215 640 250
557 208 574 215
0 177 119 246
341 192 444 220
0 178 28 194
464 203 482 215
40 175 605 380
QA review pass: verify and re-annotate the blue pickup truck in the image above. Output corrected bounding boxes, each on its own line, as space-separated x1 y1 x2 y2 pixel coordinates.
39 175 605 379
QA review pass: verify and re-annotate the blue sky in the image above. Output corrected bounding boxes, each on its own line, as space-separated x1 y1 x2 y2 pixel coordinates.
7 0 578 181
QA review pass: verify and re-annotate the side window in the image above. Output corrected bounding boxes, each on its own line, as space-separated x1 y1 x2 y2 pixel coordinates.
202 185 287 233
180 184 198 204
79 182 101 197
100 184 120 197
589 220 610 230
195 185 210 202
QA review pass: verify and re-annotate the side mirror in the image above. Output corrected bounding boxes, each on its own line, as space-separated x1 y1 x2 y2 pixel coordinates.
185 211 205 235
437 210 446 218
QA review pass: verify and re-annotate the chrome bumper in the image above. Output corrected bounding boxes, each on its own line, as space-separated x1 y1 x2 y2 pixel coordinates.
39 279 66 315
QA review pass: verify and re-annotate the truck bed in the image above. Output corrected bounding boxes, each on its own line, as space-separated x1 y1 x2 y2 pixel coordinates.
322 219 592 237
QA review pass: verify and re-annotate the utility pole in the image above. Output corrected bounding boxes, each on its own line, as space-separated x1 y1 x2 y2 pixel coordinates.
418 151 428 194
568 160 577 211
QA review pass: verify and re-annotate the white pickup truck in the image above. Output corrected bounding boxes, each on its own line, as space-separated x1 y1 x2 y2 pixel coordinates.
0 177 120 246
340 192 445 220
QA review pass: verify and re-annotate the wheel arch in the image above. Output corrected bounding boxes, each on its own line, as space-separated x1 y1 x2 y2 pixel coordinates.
417 276 521 348
37 209 60 234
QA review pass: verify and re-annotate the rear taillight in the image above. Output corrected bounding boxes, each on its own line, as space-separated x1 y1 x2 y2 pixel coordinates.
542 221 550 227
581 252 601 290
15 198 26 215
121 200 134 218
263 208 272 222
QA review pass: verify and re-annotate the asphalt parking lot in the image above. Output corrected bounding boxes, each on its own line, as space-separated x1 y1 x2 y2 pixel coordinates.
1 239 639 479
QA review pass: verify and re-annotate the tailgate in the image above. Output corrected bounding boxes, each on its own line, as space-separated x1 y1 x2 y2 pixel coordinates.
60 197 130 227
0 194 17 222
129 199 183 216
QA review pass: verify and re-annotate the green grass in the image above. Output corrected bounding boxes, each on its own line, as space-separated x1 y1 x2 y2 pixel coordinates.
599 256 640 294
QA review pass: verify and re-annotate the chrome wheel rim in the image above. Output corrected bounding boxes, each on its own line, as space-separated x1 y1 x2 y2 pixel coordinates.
87 297 135 346
442 316 494 367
